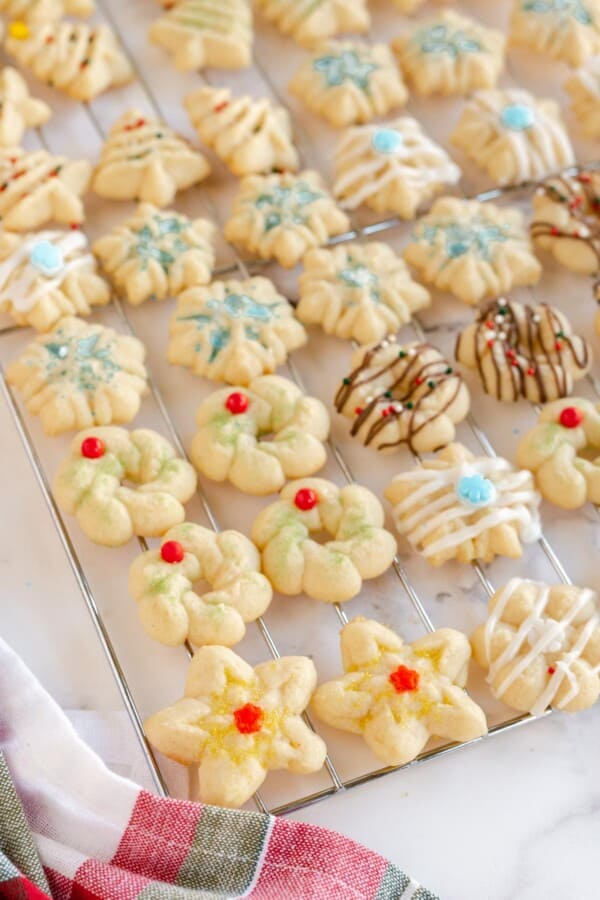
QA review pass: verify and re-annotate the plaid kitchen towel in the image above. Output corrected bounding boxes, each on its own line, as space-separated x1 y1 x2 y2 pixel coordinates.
0 636 439 900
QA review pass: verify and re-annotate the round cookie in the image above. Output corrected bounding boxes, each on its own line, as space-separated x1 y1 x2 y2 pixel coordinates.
531 169 600 277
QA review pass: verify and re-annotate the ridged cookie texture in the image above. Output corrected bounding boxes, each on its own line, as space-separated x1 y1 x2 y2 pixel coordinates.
149 0 253 71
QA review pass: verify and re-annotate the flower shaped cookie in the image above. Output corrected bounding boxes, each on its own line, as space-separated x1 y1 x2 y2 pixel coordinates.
393 10 505 96
254 0 370 48
313 617 487 767
0 229 109 331
92 109 210 207
403 197 542 306
251 478 397 603
384 443 542 566
93 204 216 306
0 0 94 20
566 56 600 138
509 0 600 68
333 118 461 216
516 399 600 508
456 298 592 403
7 317 149 436
128 523 272 647
297 242 431 345
531 169 600 276
53 427 197 546
185 86 298 176
472 578 600 716
335 339 470 454
145 646 327 808
168 277 306 384
289 40 408 128
190 376 330 495
451 88 574 186
224 170 349 268
149 0 253 71
0 67 50 146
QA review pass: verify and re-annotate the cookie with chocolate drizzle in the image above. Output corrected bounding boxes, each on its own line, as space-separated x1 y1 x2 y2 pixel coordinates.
456 298 592 403
531 168 600 276
335 337 470 454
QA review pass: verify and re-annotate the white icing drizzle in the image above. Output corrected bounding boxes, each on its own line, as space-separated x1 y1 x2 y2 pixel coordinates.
0 230 90 313
572 55 600 99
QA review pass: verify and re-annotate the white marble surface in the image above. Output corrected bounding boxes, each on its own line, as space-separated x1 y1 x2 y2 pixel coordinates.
1 0 599 898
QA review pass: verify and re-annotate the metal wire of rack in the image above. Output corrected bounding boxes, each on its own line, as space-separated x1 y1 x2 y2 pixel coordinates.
0 0 598 817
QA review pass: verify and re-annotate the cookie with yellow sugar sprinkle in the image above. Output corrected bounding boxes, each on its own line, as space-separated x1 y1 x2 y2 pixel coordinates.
0 1 94 23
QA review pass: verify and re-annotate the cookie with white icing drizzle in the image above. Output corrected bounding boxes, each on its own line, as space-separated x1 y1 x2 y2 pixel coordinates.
148 0 253 71
335 339 470 455
254 0 370 48
0 67 50 147
384 443 542 566
531 168 600 276
566 56 600 138
509 0 600 68
0 0 93 21
456 298 592 403
450 88 574 186
472 579 600 716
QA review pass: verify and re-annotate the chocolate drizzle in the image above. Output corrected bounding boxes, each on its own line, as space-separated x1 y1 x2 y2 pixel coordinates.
530 168 600 270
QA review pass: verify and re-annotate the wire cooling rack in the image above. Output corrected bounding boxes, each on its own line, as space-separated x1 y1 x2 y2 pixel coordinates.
1 0 599 816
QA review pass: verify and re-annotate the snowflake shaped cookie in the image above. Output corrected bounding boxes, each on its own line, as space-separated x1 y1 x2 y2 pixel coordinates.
384 443 542 566
566 56 600 137
93 204 216 306
403 197 542 306
53 427 197 546
289 40 408 128
509 0 600 67
297 242 431 345
168 277 306 384
531 168 600 276
451 88 574 186
0 67 50 147
7 317 148 435
0 229 109 331
92 109 210 207
0 0 94 21
5 20 133 101
149 0 253 71
145 646 327 808
393 10 505 96
472 579 600 716
254 0 369 48
333 118 461 217
185 86 299 176
224 171 349 268
313 617 487 767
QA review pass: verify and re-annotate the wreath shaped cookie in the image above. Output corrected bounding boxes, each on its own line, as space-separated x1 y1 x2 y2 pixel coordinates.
251 478 397 603
53 427 198 547
190 376 330 495
516 398 600 509
128 523 272 648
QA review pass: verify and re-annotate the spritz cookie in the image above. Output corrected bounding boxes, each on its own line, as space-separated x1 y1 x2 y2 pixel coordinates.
190 376 329 495
450 89 574 186
7 317 148 435
53 427 197 546
254 0 370 48
251 478 397 603
0 147 90 231
0 0 93 20
0 229 109 331
472 578 600 716
391 0 450 10
288 40 408 128
333 119 461 216
128 523 272 648
313 617 487 767
509 0 600 68
384 443 542 566
5 20 133 101
92 110 210 207
566 56 600 138
530 169 600 276
149 0 253 71
93 204 216 306
393 10 505 97
456 298 592 403
168 277 306 384
145 646 326 808
297 242 430 345
335 340 470 454
185 86 299 176
516 399 600 508
0 67 50 146
224 171 349 268
403 197 542 306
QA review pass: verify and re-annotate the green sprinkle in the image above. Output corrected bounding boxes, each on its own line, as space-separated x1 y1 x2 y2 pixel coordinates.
427 380 436 389
398 350 407 358
406 401 414 410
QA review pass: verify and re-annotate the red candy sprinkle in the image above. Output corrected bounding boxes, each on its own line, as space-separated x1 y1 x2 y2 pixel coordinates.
527 367 536 376
225 391 249 415
294 488 318 511
559 406 583 429
214 101 229 113
355 406 363 415
414 377 424 386
233 703 264 735
389 665 420 693
548 666 556 675
550 226 560 236
555 341 563 351
485 320 495 330
577 173 591 184
161 541 185 564
81 436 105 459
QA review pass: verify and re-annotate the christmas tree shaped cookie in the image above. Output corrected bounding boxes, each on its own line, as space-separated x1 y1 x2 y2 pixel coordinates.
0 66 50 146
254 0 369 47
149 0 253 71
0 0 94 22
